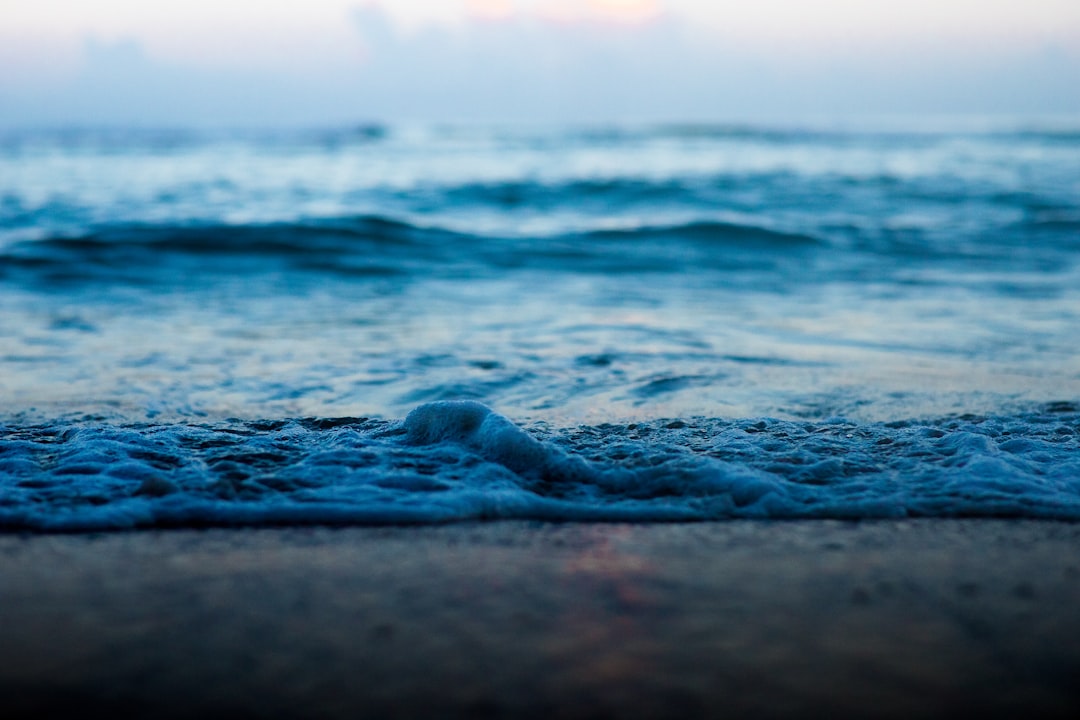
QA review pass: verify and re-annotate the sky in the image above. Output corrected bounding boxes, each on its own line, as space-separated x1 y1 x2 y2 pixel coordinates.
1 0 1079 126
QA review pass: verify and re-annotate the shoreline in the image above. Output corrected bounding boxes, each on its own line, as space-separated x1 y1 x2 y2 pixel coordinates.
2 520 1079 718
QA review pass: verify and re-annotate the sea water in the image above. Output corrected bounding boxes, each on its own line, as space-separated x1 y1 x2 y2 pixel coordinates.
2 121 1079 529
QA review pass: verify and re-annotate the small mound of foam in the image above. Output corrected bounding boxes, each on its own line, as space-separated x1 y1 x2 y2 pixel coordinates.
402 402 796 515
404 400 586 482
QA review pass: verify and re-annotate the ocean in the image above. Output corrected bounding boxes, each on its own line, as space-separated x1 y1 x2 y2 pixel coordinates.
2 121 1079 530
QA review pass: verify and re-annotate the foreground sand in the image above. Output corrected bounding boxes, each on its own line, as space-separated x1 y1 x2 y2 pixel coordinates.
2 520 1079 719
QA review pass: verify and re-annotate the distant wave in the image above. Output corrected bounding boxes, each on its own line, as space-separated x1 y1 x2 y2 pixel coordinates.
6 123 1080 157
2 401 1079 531
0 124 392 154
1007 128 1080 144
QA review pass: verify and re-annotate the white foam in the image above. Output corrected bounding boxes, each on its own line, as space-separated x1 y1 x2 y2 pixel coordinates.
405 400 587 481
2 402 1079 530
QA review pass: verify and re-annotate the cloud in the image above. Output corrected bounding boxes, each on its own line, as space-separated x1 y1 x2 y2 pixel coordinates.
348 5 700 121
1 2 1078 127
3 37 369 127
346 3 1080 121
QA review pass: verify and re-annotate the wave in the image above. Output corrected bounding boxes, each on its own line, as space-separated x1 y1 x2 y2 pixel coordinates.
1006 128 1080 144
582 220 820 247
633 123 1080 146
3 205 1076 289
438 177 697 209
0 124 392 154
0 215 831 285
2 401 1079 531
10 121 1077 147
0 216 455 284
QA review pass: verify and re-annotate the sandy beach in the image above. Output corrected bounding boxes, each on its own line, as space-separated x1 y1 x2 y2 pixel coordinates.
2 520 1078 719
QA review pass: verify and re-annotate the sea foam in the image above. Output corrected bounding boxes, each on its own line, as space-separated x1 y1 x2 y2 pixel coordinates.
2 402 1079 531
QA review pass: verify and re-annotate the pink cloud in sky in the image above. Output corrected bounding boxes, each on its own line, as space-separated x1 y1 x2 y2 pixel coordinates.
465 0 517 21
463 0 663 25
534 0 663 24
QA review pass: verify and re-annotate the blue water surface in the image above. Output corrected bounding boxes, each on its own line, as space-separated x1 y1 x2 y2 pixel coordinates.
2 121 1078 528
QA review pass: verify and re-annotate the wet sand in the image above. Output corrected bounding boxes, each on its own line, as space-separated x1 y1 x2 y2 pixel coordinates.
2 520 1079 719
